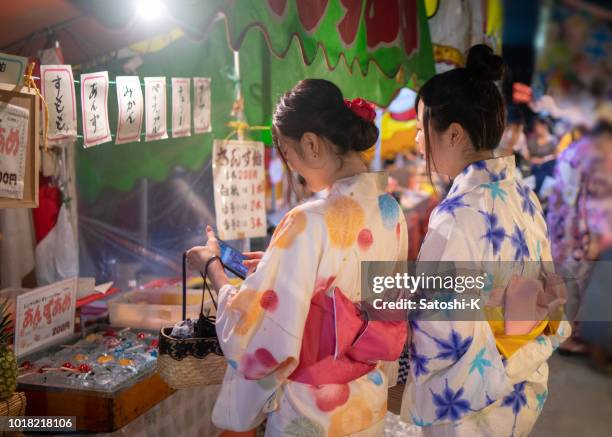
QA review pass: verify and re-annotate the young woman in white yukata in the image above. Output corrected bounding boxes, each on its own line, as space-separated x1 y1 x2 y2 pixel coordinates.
399 45 571 436
188 79 409 436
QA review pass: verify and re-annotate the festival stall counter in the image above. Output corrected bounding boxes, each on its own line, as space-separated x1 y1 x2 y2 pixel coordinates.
18 329 221 435
18 327 171 433
13 276 230 433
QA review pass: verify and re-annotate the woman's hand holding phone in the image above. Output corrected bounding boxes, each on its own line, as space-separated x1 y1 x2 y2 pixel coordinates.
186 225 229 289
243 251 264 275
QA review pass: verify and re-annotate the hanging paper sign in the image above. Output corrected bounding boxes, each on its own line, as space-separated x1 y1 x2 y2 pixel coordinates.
0 84 39 208
115 76 143 145
80 71 111 147
145 77 168 141
0 103 29 200
0 53 27 86
14 277 77 357
40 65 77 143
193 77 211 134
172 77 191 138
213 140 266 240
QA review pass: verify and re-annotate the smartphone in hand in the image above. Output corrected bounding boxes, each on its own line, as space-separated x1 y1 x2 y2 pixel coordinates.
218 239 249 279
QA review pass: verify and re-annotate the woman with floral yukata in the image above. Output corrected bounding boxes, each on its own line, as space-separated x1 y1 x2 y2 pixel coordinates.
400 45 571 436
188 79 408 436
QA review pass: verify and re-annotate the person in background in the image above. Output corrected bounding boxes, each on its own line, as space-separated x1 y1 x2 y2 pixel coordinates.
547 104 612 357
400 45 570 436
526 115 558 201
187 79 409 436
497 106 529 177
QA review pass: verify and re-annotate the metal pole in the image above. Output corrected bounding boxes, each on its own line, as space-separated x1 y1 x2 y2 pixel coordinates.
140 178 149 249
233 50 251 253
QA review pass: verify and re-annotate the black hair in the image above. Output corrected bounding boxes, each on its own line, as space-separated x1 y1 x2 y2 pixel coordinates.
416 44 506 177
506 104 524 125
272 79 379 155
592 120 612 136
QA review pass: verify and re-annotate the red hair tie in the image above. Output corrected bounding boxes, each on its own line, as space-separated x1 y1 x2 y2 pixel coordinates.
344 98 376 123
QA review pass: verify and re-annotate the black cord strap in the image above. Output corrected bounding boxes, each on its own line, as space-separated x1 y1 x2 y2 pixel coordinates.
201 255 221 313
182 252 223 320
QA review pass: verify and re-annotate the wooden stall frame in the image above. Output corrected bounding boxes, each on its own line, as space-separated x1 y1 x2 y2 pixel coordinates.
20 370 175 432
0 82 40 208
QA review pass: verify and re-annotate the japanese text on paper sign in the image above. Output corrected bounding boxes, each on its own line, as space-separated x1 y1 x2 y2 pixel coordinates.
213 140 267 239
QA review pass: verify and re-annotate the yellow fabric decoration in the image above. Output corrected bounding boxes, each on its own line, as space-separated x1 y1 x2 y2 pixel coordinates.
225 121 270 140
486 306 562 358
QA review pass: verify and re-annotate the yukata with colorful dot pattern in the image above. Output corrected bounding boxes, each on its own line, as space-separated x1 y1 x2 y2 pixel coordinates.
400 156 571 437
212 172 409 436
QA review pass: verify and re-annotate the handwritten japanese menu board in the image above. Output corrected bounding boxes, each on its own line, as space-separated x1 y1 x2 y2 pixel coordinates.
213 140 266 240
115 76 143 144
80 71 111 147
14 278 77 357
40 65 77 143
0 103 29 199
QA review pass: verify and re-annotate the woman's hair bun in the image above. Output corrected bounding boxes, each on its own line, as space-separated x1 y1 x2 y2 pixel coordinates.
466 44 505 82
349 118 379 152
273 78 379 154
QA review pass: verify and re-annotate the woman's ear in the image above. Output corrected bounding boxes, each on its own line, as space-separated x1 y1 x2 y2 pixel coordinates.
449 122 467 148
301 132 321 159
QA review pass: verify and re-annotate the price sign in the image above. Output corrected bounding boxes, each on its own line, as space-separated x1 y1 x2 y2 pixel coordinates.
213 140 266 240
14 278 77 357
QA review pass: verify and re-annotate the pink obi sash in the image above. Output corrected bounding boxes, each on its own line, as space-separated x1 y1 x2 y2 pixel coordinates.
288 287 407 385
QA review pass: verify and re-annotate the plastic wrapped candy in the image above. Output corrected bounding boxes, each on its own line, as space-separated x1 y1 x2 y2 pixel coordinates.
19 361 34 370
97 354 114 364
17 327 160 392
105 338 121 349
170 319 194 339
85 333 102 343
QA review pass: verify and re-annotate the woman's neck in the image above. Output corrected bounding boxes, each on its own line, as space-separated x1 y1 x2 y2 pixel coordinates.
463 149 495 169
328 153 368 186
447 149 495 179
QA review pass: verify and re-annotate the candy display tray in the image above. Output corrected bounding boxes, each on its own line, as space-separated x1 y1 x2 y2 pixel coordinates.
17 325 174 432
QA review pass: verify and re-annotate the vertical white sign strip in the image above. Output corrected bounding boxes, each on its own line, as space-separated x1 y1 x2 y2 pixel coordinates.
172 77 191 138
80 71 111 147
115 76 144 145
40 65 77 143
145 77 168 142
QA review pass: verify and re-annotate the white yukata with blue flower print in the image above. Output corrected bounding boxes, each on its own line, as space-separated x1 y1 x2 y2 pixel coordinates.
400 155 571 437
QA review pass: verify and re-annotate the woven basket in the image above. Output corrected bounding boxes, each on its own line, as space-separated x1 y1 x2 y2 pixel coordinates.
156 253 227 389
157 326 226 388
157 353 226 388
0 391 26 416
